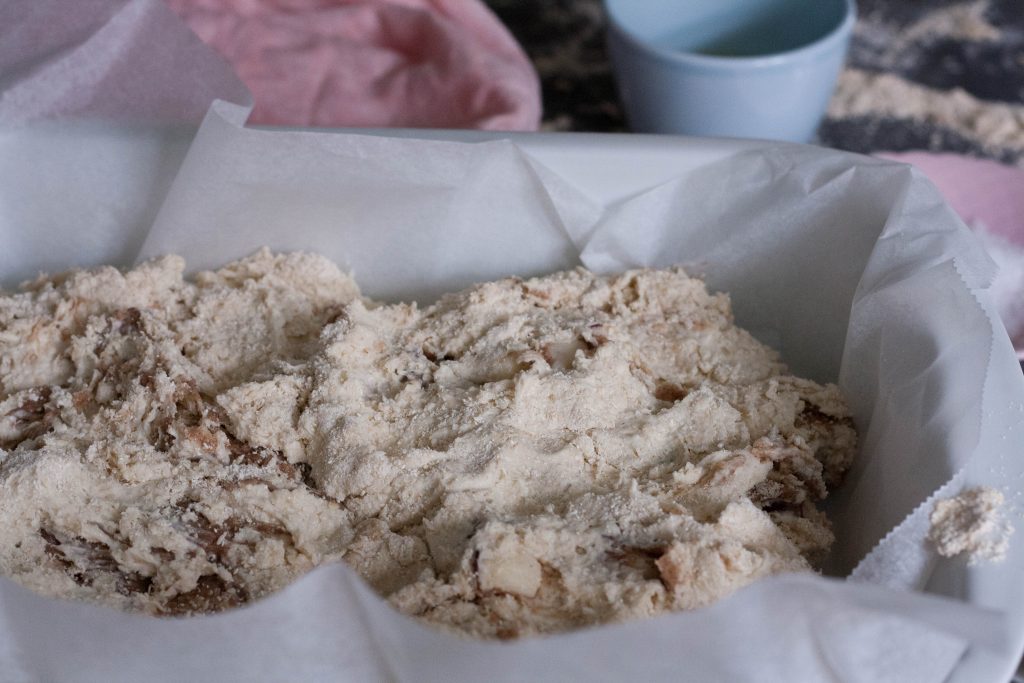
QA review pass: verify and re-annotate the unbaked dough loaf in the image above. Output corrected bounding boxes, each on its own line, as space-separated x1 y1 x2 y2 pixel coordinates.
0 251 856 638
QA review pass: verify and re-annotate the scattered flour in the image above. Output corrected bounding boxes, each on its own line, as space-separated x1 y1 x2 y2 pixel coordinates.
830 0 1024 159
903 2 1001 43
928 486 1013 564
830 69 1024 155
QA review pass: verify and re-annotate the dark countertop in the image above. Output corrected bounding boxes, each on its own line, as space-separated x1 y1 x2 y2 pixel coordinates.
485 0 1024 164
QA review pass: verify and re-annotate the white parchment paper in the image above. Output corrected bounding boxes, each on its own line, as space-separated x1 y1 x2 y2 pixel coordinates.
1 99 1021 682
0 0 248 287
0 0 248 126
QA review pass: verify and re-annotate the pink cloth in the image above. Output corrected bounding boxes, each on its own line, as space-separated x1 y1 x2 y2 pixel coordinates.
881 152 1024 247
164 0 541 130
882 152 1024 356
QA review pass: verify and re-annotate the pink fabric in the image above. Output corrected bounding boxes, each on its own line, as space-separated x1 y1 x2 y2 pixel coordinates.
881 152 1024 247
881 152 1024 356
164 0 541 130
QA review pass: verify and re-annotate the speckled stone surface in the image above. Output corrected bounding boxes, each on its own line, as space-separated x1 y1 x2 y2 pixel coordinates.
484 0 626 133
484 0 1024 162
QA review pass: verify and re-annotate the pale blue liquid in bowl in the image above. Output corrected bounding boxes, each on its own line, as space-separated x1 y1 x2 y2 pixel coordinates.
649 0 849 57
605 0 855 141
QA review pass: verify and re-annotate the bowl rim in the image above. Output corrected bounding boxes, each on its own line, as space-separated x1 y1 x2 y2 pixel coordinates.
604 0 857 70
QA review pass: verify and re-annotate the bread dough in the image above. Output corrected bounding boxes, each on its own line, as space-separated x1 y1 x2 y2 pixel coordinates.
0 251 856 638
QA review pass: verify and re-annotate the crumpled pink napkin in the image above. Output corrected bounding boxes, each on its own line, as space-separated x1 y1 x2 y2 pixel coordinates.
164 0 542 130
882 152 1024 356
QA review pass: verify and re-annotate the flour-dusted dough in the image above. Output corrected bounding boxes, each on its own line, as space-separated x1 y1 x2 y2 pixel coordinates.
0 250 357 614
0 252 856 637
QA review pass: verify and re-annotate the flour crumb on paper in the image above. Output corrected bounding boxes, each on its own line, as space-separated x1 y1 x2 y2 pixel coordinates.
0 251 858 638
928 487 1013 564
